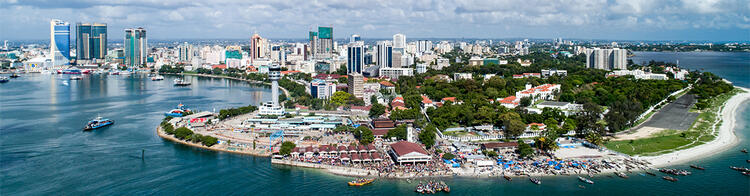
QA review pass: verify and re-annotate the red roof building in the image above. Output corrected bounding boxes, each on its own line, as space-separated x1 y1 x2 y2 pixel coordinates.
388 141 432 164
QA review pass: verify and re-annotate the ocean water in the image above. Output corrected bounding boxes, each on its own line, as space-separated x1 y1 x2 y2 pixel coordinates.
1 52 749 195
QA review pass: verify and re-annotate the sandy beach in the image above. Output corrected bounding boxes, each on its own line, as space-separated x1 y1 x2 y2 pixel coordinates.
641 87 750 167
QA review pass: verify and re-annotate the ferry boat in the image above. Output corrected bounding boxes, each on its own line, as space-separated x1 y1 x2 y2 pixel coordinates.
0 77 9 83
174 79 191 86
348 178 374 186
58 69 89 74
164 104 191 117
70 76 83 80
83 117 114 130
151 75 164 81
578 176 594 184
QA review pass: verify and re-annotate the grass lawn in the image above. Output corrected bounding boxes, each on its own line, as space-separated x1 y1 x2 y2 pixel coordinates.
604 130 698 155
605 88 742 156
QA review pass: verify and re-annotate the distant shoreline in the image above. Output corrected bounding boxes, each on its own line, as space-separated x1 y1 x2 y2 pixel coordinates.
641 87 750 167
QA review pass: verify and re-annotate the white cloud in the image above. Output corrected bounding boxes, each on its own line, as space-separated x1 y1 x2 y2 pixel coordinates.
0 0 747 40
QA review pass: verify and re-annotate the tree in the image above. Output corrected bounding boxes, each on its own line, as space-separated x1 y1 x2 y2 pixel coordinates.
331 91 352 106
520 97 532 107
484 150 498 158
386 124 408 140
517 141 534 158
585 132 603 146
369 103 386 118
355 126 374 144
201 136 219 147
174 127 194 140
419 124 438 149
279 141 296 155
442 152 456 160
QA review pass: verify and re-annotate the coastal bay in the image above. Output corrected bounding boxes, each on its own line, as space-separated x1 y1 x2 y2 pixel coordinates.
1 52 749 195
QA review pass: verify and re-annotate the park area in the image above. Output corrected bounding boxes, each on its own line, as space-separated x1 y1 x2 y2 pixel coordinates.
605 89 741 156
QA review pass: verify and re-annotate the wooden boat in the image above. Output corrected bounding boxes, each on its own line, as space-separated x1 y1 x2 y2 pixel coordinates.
578 176 594 184
348 178 374 186
529 177 541 185
690 165 705 170
504 175 512 181
662 176 678 182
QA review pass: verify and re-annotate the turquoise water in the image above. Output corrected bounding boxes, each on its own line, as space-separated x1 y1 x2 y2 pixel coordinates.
1 52 749 195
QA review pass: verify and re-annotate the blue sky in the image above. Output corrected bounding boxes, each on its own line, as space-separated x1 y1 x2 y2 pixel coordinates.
1 0 748 41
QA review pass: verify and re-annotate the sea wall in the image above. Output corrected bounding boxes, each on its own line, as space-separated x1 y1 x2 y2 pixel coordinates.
156 126 271 157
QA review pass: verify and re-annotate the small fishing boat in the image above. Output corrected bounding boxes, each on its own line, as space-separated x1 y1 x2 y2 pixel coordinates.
174 78 191 86
83 116 114 130
742 172 750 176
690 165 705 170
0 77 9 83
504 175 512 181
730 166 750 172
746 160 750 163
9 73 20 78
646 171 656 176
151 75 164 81
109 71 120 75
615 172 629 178
347 178 374 186
70 76 83 80
578 185 586 189
578 176 594 184
662 176 678 182
529 177 541 185
742 149 748 153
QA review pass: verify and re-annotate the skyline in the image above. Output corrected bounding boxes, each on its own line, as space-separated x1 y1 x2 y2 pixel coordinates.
0 0 748 42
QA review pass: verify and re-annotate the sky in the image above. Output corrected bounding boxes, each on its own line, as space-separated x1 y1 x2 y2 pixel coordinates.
1 0 748 41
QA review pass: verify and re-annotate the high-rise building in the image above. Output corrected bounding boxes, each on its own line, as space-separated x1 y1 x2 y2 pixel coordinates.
350 34 361 43
124 27 147 67
250 33 266 63
316 26 333 56
585 48 627 70
392 51 403 68
377 41 393 68
308 31 317 58
50 19 70 67
347 41 364 74
347 73 364 99
76 22 107 61
178 42 193 62
393 33 406 49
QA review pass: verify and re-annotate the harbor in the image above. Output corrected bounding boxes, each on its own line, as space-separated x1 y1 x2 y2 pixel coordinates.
2 64 750 195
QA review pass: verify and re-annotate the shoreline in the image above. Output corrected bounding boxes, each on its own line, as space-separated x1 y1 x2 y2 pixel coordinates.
156 126 272 157
640 87 750 167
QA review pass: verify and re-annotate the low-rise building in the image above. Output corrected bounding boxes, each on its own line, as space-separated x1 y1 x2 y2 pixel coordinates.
389 141 431 165
480 142 518 152
310 79 336 99
453 73 472 81
379 67 414 79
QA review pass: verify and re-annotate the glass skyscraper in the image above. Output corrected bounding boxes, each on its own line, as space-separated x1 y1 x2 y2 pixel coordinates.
124 27 147 67
50 19 70 67
76 23 107 61
347 42 364 74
